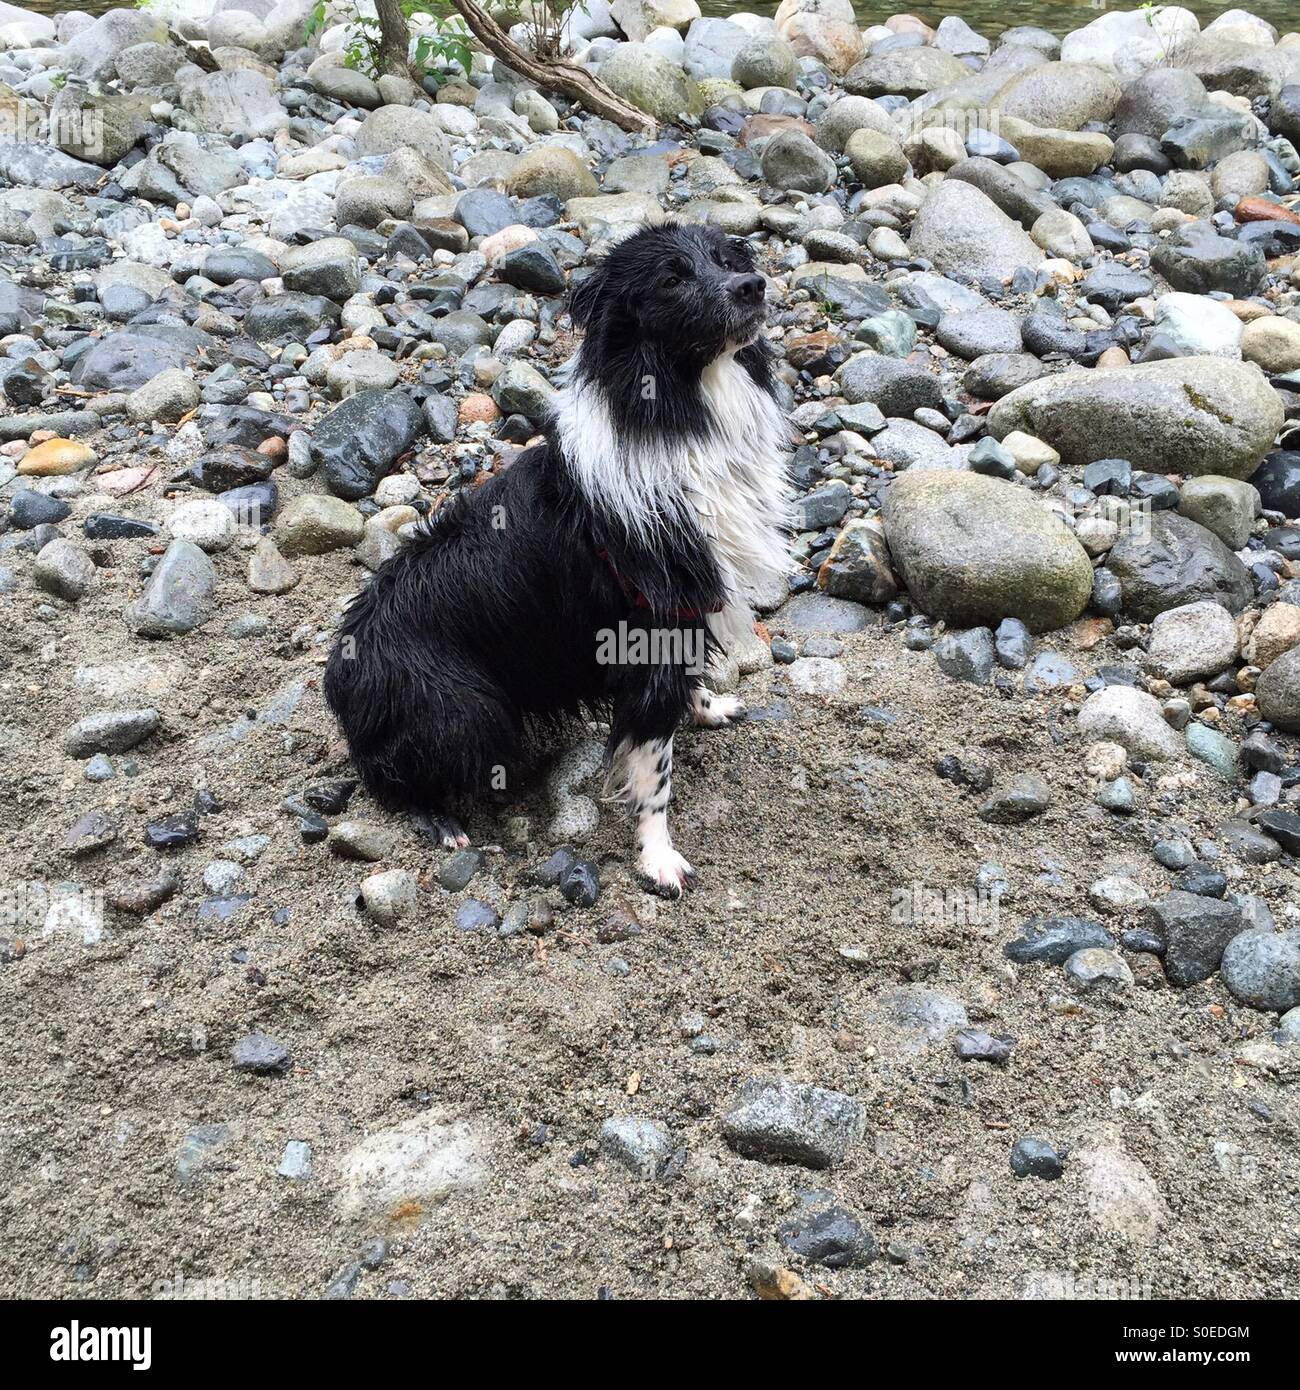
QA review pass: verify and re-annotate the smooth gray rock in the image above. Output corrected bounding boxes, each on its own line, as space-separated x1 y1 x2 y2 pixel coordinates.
599 1117 673 1178
126 539 216 636
988 358 1283 480
908 179 1045 282
1256 645 1300 731
882 470 1093 633
63 708 160 758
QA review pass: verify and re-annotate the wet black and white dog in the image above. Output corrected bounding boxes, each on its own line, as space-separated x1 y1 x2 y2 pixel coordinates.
324 223 791 895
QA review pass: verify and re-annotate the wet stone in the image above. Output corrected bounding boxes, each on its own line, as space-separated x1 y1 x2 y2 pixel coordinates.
722 1079 865 1169
231 1032 292 1075
778 1199 876 1269
439 849 484 891
1005 916 1114 965
1010 1136 1064 1180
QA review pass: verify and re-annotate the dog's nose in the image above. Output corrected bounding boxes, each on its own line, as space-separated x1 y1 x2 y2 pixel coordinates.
729 273 765 306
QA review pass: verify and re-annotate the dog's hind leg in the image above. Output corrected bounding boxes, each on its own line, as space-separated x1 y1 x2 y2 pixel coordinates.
691 686 746 728
613 735 694 897
412 811 470 850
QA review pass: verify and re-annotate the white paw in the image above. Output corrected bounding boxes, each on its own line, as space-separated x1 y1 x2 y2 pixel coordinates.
693 693 747 728
638 844 697 897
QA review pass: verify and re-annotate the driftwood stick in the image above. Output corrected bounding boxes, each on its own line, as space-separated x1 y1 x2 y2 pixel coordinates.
449 0 657 138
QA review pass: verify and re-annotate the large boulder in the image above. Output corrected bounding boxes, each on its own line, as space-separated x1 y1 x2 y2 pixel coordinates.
1114 66 1212 138
0 1 55 45
761 129 836 193
59 8 168 81
69 327 210 391
611 0 700 43
1255 645 1300 731
1181 36 1300 100
1151 220 1266 296
179 69 288 138
814 94 897 152
843 47 969 98
682 17 749 80
599 44 695 121
988 358 1283 479
992 61 1122 129
354 105 451 167
908 179 1044 282
779 6 863 76
49 88 153 167
882 470 1094 633
1059 8 1201 81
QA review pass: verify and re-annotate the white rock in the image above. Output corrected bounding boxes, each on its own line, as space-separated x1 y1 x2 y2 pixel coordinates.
1060 8 1200 80
1202 8 1277 45
1153 292 1243 359
1076 685 1183 760
1074 1128 1167 1244
169 499 237 552
1145 600 1239 685
336 1112 489 1216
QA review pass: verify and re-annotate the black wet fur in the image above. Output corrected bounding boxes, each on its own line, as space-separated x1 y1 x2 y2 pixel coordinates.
323 223 779 821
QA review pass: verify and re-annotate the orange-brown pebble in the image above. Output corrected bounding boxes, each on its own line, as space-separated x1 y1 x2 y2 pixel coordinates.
1236 196 1300 225
459 394 499 425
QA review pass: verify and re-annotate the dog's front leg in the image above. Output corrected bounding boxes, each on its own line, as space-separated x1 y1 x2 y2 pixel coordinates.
622 734 694 897
608 649 696 897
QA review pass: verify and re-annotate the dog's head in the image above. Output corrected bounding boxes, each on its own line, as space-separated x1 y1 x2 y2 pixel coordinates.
567 223 767 364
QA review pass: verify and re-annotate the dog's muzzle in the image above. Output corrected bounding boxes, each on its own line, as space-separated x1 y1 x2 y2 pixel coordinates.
728 273 766 308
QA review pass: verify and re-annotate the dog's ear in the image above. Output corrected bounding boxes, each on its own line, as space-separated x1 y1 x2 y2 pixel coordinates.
566 264 605 329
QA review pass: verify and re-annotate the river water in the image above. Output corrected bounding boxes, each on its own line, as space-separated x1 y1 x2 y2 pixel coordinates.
11 0 1300 40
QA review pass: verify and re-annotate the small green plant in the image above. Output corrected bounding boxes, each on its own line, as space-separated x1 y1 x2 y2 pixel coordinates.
305 0 473 84
48 70 68 90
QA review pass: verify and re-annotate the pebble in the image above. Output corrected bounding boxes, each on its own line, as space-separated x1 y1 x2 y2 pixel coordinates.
1010 1136 1064 1180
328 821 396 862
599 1117 672 1179
1065 947 1134 992
439 849 484 891
722 1079 865 1169
277 1141 314 1181
1005 916 1115 965
63 708 159 759
455 899 500 932
777 1197 876 1269
953 1029 1016 1064
978 773 1051 825
359 869 418 926
231 1033 292 1075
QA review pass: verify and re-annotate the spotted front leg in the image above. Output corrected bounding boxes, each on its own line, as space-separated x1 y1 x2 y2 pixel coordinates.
691 686 747 728
623 736 695 897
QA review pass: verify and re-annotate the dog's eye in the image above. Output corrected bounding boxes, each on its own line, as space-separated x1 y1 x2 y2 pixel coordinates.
662 270 689 290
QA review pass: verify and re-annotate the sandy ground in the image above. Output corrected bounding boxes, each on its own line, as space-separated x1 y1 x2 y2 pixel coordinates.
2 496 1298 1300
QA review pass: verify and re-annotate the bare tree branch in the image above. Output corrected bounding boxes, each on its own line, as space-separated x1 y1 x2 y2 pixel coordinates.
369 0 656 136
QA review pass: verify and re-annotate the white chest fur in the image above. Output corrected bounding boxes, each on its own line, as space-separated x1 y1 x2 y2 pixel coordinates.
555 352 792 615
